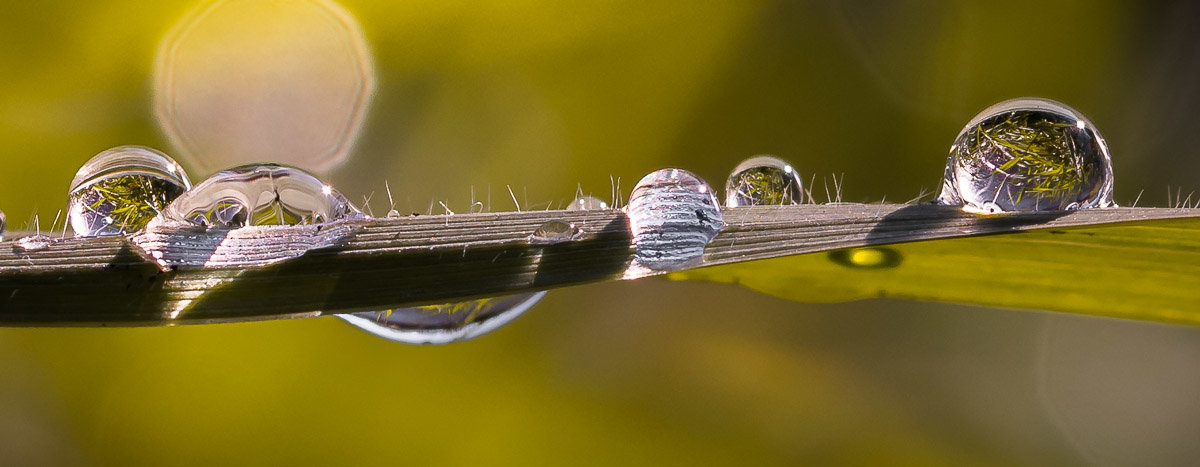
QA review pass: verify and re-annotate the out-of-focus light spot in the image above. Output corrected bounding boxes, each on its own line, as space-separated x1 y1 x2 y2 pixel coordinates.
154 0 375 176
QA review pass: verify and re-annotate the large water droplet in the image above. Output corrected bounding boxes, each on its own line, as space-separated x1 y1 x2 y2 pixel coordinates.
724 155 805 207
339 292 547 345
626 168 724 271
67 146 191 236
157 163 361 228
937 98 1115 213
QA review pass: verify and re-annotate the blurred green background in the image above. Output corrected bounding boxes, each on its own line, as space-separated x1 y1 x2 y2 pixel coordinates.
3 0 1200 465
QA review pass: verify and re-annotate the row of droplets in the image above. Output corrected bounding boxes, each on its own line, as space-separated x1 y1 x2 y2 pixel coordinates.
0 96 1115 343
369 97 1115 344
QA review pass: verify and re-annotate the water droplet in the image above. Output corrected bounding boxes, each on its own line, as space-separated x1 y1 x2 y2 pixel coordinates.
937 98 1115 213
724 155 805 207
339 292 547 345
0 209 6 241
568 195 608 211
157 163 361 228
528 221 582 245
67 146 192 236
15 235 53 252
625 168 724 271
155 0 375 175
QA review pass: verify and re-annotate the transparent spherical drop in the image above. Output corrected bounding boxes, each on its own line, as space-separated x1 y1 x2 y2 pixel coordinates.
568 195 608 211
936 98 1115 213
338 291 547 345
528 221 582 245
67 146 192 236
626 168 724 271
158 163 361 228
724 155 805 207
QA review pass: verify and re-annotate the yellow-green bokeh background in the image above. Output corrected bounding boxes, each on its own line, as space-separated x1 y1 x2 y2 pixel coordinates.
2 1 1200 465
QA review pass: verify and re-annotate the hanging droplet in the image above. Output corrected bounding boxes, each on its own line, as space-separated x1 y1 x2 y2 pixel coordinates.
625 168 724 271
937 98 1115 213
724 155 805 207
67 146 191 236
157 163 361 228
568 195 608 211
339 291 547 345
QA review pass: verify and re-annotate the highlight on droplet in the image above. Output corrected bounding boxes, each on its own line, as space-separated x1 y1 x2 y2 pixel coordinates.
936 97 1115 213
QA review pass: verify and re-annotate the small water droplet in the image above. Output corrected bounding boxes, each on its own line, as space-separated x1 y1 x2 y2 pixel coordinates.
339 292 547 345
724 155 805 207
67 146 192 236
937 98 1115 213
157 164 361 228
568 195 608 211
528 221 582 245
15 235 54 252
625 168 724 271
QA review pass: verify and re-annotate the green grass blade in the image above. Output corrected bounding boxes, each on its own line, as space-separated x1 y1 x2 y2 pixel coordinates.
673 218 1200 325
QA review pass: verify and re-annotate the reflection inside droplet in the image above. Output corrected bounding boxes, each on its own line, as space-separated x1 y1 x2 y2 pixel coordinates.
724 155 805 207
339 292 547 345
154 0 375 175
936 97 1115 213
156 163 361 228
626 168 724 271
67 146 191 236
